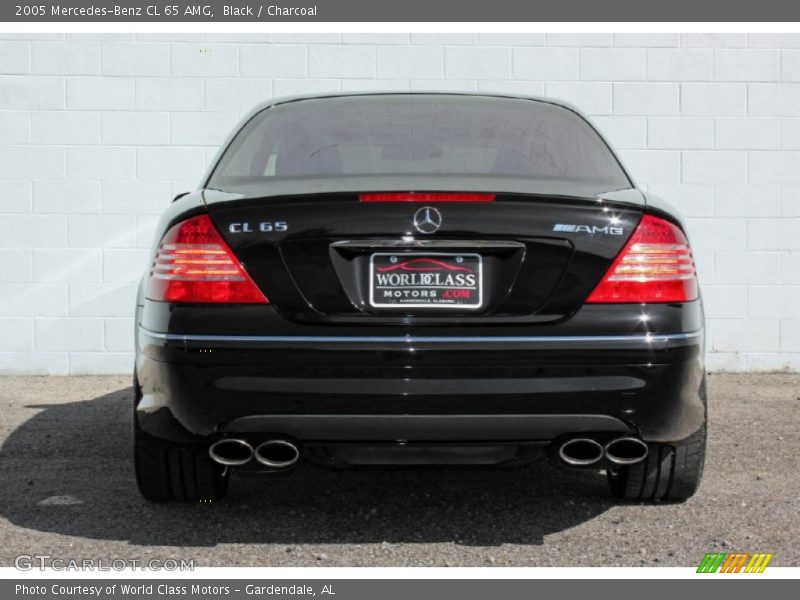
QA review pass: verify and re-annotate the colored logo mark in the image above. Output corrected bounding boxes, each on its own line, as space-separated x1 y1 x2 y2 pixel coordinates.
697 552 774 573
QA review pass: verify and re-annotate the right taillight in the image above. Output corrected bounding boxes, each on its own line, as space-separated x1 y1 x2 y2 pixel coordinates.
586 215 698 304
146 214 267 304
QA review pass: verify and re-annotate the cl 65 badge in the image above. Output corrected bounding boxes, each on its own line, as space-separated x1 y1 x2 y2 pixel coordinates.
228 221 288 233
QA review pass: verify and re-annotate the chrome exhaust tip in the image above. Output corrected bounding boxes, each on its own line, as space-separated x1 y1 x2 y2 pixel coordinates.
208 439 254 466
558 438 604 466
254 440 300 469
605 437 649 466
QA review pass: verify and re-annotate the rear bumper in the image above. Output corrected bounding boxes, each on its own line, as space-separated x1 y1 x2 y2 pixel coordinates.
135 324 706 445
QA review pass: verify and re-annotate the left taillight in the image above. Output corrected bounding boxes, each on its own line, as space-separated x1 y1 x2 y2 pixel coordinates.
146 214 268 304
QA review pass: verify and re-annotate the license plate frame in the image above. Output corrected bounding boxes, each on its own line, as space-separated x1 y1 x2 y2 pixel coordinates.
368 252 483 310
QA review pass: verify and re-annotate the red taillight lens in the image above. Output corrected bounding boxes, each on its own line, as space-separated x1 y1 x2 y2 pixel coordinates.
586 215 698 304
147 214 267 304
359 192 495 202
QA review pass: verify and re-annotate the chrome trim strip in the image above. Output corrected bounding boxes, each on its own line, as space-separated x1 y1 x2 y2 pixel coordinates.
139 326 702 345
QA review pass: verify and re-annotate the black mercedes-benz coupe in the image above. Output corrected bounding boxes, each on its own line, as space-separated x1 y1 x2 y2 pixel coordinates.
134 92 706 503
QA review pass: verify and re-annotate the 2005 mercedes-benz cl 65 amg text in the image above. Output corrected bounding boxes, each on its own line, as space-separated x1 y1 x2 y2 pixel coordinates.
134 92 706 502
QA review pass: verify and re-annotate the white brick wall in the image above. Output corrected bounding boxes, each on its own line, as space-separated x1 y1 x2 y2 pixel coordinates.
2 32 800 373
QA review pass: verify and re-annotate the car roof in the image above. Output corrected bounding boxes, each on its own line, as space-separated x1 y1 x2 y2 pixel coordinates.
243 91 585 118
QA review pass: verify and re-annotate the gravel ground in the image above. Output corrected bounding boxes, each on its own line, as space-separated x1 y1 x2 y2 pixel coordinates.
0 373 797 567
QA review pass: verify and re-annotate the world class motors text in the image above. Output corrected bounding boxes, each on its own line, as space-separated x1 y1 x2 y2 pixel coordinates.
16 584 326 596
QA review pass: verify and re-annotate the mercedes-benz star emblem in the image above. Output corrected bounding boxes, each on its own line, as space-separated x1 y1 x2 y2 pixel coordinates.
412 206 443 234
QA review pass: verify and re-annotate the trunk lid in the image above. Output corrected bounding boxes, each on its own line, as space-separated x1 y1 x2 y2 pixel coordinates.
204 188 644 324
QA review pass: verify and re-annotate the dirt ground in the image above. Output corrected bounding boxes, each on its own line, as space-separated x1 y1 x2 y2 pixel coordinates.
0 373 797 567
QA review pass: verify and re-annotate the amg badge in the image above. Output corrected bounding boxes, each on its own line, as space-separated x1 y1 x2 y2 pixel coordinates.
553 223 624 235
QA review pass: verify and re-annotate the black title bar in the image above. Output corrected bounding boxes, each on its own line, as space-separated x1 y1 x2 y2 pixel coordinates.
4 0 800 22
3 579 795 600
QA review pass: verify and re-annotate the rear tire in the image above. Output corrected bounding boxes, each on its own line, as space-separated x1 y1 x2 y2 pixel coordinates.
133 377 228 502
608 375 707 503
607 424 706 502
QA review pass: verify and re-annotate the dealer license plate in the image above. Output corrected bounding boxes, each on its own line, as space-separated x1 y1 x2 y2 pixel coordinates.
368 252 483 309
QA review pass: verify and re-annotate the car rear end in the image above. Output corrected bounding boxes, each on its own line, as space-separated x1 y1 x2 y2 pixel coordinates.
134 93 706 503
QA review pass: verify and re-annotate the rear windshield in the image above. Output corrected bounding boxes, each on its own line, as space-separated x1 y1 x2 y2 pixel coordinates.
207 95 630 191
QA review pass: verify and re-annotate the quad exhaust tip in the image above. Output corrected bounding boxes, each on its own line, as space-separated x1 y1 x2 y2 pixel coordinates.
209 438 301 469
558 436 649 467
604 437 649 466
558 438 604 466
208 438 254 466
254 439 300 469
